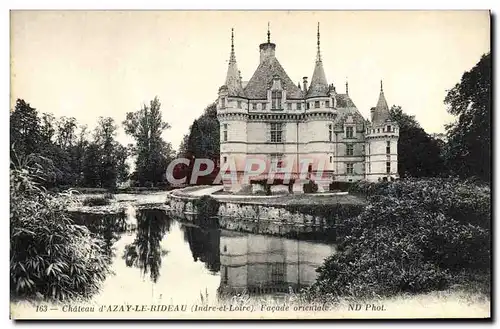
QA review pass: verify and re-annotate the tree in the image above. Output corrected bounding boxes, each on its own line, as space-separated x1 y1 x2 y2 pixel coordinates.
10 99 42 163
123 97 173 186
444 52 491 181
389 105 445 178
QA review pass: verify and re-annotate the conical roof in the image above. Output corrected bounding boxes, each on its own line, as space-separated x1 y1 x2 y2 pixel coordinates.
224 29 245 97
307 23 329 98
372 81 390 125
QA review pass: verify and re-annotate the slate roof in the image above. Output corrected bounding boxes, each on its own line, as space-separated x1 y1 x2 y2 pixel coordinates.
243 56 303 99
306 60 329 97
372 89 390 125
335 93 356 108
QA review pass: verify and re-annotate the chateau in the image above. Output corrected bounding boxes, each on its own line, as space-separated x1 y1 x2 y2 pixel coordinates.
217 25 399 192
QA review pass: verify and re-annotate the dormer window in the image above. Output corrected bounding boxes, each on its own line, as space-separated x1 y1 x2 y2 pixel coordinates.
221 98 226 109
314 101 320 108
326 100 330 108
387 125 392 132
346 126 354 139
237 100 242 109
271 91 282 109
297 103 302 111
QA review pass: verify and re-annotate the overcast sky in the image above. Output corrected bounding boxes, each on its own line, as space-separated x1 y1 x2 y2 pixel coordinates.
11 10 490 150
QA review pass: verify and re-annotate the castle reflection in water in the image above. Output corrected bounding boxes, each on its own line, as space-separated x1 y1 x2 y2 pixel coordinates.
217 231 335 295
118 209 335 297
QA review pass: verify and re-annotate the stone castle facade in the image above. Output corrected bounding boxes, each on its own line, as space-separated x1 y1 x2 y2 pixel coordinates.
217 25 399 192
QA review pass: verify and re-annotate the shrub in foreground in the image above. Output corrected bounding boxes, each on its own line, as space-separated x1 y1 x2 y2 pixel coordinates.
10 159 111 301
310 179 490 298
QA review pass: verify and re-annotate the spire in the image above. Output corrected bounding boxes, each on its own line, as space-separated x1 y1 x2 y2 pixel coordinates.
372 79 390 125
224 28 244 97
316 22 321 62
307 23 329 98
345 78 349 95
267 22 271 43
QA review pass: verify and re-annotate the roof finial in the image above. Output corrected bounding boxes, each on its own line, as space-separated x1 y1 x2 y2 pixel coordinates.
380 79 383 92
316 22 321 62
229 28 236 63
267 22 271 43
346 78 349 95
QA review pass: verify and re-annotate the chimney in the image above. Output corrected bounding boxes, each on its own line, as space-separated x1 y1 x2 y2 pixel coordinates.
259 43 276 63
303 77 308 92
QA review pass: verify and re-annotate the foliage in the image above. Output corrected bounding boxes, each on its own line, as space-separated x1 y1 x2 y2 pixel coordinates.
10 157 111 301
443 53 491 181
389 105 445 178
311 178 490 298
181 103 220 159
10 99 129 188
195 195 220 220
123 97 174 186
179 103 220 184
82 194 114 207
303 180 318 194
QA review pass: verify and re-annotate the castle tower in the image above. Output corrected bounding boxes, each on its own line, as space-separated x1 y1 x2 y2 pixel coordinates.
365 80 399 182
217 29 248 191
302 23 337 191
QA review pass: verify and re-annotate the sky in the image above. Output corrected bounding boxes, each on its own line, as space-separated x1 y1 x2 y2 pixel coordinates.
10 10 490 150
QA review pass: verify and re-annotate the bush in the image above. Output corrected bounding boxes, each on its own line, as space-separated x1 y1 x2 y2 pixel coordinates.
194 195 220 220
10 159 111 301
303 180 318 194
82 194 113 207
309 178 490 298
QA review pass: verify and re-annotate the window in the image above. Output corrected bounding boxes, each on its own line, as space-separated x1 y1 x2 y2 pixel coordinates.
386 141 391 154
362 163 366 172
387 125 392 132
386 161 391 174
377 128 380 133
326 100 330 108
307 102 310 110
346 144 354 156
271 91 282 109
223 124 228 142
237 100 242 109
252 103 257 110
328 124 333 142
329 156 333 163
362 145 366 154
287 103 292 110
346 163 354 175
270 123 283 143
271 263 285 284
314 101 320 108
368 163 371 173
271 153 284 168
346 126 354 138
297 103 302 111
221 98 226 108
223 156 227 164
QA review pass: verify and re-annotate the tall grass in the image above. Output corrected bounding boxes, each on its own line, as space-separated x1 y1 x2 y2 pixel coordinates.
10 155 111 301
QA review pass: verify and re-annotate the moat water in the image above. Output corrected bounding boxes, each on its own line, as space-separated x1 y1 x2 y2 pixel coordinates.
80 196 336 305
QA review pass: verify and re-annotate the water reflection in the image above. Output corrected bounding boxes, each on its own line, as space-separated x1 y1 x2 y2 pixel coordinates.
122 209 170 283
183 226 220 273
83 206 335 303
217 232 335 296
